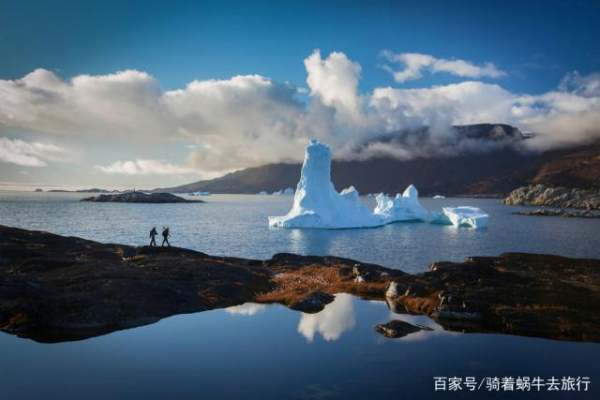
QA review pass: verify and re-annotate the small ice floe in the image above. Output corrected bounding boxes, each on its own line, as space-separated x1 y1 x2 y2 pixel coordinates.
431 206 489 229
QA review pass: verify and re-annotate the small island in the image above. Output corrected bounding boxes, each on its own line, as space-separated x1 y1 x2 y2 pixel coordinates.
505 184 600 209
514 208 600 218
81 192 203 203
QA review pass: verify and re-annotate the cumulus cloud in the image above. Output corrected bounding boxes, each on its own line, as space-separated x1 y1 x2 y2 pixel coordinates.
0 137 71 167
304 50 362 116
0 69 170 139
1 50 599 177
380 51 506 83
95 159 200 176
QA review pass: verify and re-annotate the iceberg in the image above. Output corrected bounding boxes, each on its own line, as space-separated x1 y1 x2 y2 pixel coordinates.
268 141 382 228
373 185 430 222
268 140 489 229
432 195 446 199
272 187 294 195
438 206 489 229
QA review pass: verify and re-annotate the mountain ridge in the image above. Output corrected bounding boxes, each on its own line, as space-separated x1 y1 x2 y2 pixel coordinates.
154 124 600 195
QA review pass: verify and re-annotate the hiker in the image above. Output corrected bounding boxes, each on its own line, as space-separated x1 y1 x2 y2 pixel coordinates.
149 227 158 247
161 226 170 247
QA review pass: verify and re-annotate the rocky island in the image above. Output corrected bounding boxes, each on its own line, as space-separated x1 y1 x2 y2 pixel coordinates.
514 208 600 218
505 184 600 209
1 225 599 343
81 192 202 203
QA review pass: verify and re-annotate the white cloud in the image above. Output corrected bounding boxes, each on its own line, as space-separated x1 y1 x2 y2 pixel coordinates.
304 50 362 117
95 159 200 176
0 137 71 167
370 81 516 128
1 51 599 176
381 51 506 83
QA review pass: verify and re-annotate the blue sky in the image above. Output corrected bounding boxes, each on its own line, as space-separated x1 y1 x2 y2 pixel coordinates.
1 0 599 190
2 0 599 93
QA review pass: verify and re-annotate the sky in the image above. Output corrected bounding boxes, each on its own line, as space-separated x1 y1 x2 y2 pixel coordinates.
1 0 599 190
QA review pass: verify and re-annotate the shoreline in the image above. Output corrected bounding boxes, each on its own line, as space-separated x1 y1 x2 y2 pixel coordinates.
1 224 599 343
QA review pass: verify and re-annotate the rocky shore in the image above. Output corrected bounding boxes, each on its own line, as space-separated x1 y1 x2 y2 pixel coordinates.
81 192 202 203
504 184 600 209
514 208 600 218
1 225 599 342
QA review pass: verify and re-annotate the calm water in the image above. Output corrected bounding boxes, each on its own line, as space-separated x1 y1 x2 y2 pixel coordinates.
1 192 599 399
1 296 598 399
1 191 599 272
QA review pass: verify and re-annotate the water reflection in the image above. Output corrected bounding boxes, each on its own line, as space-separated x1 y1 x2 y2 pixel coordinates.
225 296 447 343
225 303 268 316
385 308 453 342
297 293 356 342
288 228 336 256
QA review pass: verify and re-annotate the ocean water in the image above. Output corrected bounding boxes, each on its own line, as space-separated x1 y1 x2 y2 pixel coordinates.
1 296 598 399
1 192 599 272
1 192 599 399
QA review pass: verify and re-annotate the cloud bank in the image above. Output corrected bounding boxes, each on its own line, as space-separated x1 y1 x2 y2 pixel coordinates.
0 138 71 167
1 50 600 177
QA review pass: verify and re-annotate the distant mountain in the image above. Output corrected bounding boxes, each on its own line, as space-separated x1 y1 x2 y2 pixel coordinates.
154 124 600 196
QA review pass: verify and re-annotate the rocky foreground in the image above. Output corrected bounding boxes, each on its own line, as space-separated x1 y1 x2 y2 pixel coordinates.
505 184 600 209
81 192 202 203
1 225 599 342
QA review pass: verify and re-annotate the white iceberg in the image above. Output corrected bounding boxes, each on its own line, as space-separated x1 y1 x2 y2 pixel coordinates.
437 206 489 229
432 195 446 199
373 185 430 222
272 187 294 195
268 141 382 228
190 191 210 196
268 140 488 230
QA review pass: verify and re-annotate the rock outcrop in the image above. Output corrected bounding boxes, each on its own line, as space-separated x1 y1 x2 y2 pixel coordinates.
504 184 600 209
81 192 202 203
375 320 433 338
514 209 600 218
1 225 599 343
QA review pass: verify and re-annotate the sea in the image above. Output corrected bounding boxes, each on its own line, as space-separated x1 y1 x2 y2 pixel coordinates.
1 192 599 399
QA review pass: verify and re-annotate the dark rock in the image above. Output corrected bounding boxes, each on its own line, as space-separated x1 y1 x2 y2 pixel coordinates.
514 208 600 218
375 320 433 338
81 192 202 203
505 184 600 210
288 291 335 313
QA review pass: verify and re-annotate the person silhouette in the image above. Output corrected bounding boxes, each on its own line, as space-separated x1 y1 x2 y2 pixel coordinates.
149 227 158 247
161 226 170 247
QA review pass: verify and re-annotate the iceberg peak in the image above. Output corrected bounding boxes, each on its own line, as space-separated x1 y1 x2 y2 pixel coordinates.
268 140 489 229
